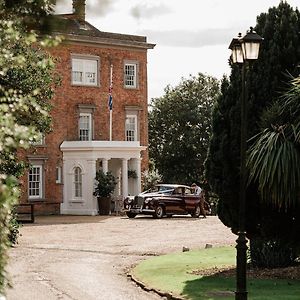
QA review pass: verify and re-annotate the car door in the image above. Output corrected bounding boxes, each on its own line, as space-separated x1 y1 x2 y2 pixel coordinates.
164 187 185 214
183 187 199 213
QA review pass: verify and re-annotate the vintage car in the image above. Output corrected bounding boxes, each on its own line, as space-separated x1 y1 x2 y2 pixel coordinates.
123 184 211 218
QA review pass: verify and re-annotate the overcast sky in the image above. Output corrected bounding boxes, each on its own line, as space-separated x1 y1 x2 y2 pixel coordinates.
55 0 299 100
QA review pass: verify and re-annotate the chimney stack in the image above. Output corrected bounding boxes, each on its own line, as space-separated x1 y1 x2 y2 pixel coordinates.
72 0 86 22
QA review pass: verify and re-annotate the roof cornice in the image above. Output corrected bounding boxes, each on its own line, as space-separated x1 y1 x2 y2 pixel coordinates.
54 32 156 50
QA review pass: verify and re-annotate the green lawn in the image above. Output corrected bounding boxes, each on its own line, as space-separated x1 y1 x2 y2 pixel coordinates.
131 246 300 300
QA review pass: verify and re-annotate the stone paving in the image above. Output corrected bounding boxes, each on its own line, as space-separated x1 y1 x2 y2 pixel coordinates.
6 215 236 300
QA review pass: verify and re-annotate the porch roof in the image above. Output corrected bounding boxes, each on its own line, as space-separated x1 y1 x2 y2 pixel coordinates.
60 141 147 159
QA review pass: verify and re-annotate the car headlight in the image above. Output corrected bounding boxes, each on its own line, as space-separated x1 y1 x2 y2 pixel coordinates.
144 198 152 204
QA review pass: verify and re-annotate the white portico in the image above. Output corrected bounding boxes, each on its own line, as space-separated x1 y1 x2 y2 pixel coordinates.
60 141 146 215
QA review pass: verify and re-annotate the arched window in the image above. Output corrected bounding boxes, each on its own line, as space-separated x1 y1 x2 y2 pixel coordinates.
74 167 82 198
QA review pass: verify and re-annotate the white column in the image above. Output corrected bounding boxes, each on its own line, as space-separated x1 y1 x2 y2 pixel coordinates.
60 158 67 213
102 158 108 173
135 157 142 194
87 159 98 215
121 158 129 197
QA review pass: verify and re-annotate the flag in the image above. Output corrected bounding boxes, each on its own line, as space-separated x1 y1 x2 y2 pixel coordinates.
108 87 113 111
108 64 113 111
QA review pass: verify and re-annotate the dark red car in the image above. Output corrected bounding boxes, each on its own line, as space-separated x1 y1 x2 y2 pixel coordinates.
123 184 211 218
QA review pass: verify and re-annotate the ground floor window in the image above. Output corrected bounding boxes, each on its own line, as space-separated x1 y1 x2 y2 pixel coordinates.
28 165 43 199
74 167 82 198
56 166 62 183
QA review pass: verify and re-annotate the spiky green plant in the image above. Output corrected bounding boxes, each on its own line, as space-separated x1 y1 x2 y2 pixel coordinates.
247 76 300 210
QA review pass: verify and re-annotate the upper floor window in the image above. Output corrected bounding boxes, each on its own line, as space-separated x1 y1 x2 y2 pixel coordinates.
74 167 82 198
124 62 138 88
72 57 99 86
79 113 92 141
28 165 43 199
125 115 137 141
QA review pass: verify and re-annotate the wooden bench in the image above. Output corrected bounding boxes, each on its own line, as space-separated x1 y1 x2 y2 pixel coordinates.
16 204 35 223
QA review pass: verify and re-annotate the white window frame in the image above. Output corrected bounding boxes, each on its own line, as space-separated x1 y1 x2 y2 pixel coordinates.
28 165 43 200
125 114 137 141
124 62 138 88
56 166 62 184
79 113 92 141
71 56 99 86
73 167 83 198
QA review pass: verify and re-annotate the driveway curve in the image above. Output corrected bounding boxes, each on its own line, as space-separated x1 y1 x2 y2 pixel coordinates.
7 215 236 300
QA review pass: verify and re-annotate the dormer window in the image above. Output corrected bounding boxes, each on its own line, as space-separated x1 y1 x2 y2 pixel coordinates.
71 55 99 86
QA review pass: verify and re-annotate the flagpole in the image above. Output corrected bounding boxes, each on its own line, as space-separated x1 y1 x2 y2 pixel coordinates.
109 64 113 141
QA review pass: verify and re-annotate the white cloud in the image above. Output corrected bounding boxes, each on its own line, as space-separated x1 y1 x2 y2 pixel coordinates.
55 0 300 99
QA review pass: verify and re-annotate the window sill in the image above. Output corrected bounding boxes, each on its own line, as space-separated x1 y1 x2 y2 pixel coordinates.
28 198 45 202
70 199 84 203
71 83 99 88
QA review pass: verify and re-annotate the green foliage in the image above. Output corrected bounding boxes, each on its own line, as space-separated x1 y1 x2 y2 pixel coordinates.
94 171 117 198
133 246 300 299
127 169 138 179
149 73 220 184
0 175 20 292
205 1 300 241
0 0 58 294
8 207 21 246
142 169 162 191
249 237 297 268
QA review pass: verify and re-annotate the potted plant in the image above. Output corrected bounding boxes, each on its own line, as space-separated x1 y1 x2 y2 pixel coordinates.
128 169 138 179
94 170 117 215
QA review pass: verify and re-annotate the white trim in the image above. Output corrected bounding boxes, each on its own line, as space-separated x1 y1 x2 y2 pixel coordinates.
60 208 98 216
71 56 99 86
28 165 43 199
124 62 138 88
56 166 62 184
125 114 137 141
79 113 92 141
73 166 83 199
61 140 146 152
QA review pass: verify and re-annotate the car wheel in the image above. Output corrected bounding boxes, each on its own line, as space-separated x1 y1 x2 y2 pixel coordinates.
153 205 164 219
126 212 137 218
192 205 201 218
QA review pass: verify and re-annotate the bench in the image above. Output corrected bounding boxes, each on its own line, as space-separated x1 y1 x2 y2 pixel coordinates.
16 204 35 223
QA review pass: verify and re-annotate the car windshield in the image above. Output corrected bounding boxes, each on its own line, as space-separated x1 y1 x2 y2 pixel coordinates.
149 185 174 195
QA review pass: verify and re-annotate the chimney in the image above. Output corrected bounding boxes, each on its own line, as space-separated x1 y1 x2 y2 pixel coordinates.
72 0 86 22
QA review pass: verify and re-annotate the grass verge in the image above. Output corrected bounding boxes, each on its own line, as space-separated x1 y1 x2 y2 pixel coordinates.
131 246 300 300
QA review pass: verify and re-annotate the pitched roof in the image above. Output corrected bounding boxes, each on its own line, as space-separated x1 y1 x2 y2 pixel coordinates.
52 14 155 49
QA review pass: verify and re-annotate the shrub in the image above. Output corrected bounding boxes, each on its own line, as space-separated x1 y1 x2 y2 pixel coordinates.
249 237 297 268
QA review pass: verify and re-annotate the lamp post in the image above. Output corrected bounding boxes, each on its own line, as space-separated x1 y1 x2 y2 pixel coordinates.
228 27 263 300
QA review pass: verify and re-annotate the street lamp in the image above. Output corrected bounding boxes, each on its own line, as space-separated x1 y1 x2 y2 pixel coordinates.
228 27 263 300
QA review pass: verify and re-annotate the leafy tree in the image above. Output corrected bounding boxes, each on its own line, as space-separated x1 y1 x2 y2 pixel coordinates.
205 1 300 266
246 76 300 267
0 0 58 293
149 73 220 185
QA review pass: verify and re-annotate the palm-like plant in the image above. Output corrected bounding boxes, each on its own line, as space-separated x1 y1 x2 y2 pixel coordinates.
247 76 300 209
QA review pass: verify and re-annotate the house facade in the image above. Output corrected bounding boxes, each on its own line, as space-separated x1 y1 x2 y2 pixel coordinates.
20 0 155 215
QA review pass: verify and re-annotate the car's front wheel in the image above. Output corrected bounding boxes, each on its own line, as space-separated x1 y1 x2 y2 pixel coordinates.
126 212 137 218
153 205 164 219
192 205 201 218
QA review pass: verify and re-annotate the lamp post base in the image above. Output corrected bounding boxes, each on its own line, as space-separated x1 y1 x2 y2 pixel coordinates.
235 231 248 300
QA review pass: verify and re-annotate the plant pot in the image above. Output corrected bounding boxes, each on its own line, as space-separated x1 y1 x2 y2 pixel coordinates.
98 197 111 215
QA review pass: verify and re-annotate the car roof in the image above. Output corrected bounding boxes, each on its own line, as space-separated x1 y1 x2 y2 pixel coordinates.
156 184 191 189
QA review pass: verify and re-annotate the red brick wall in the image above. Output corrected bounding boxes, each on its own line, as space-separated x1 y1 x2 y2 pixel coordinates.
19 41 150 214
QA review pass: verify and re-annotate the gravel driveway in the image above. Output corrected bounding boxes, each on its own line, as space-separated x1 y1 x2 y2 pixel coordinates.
6 215 236 300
